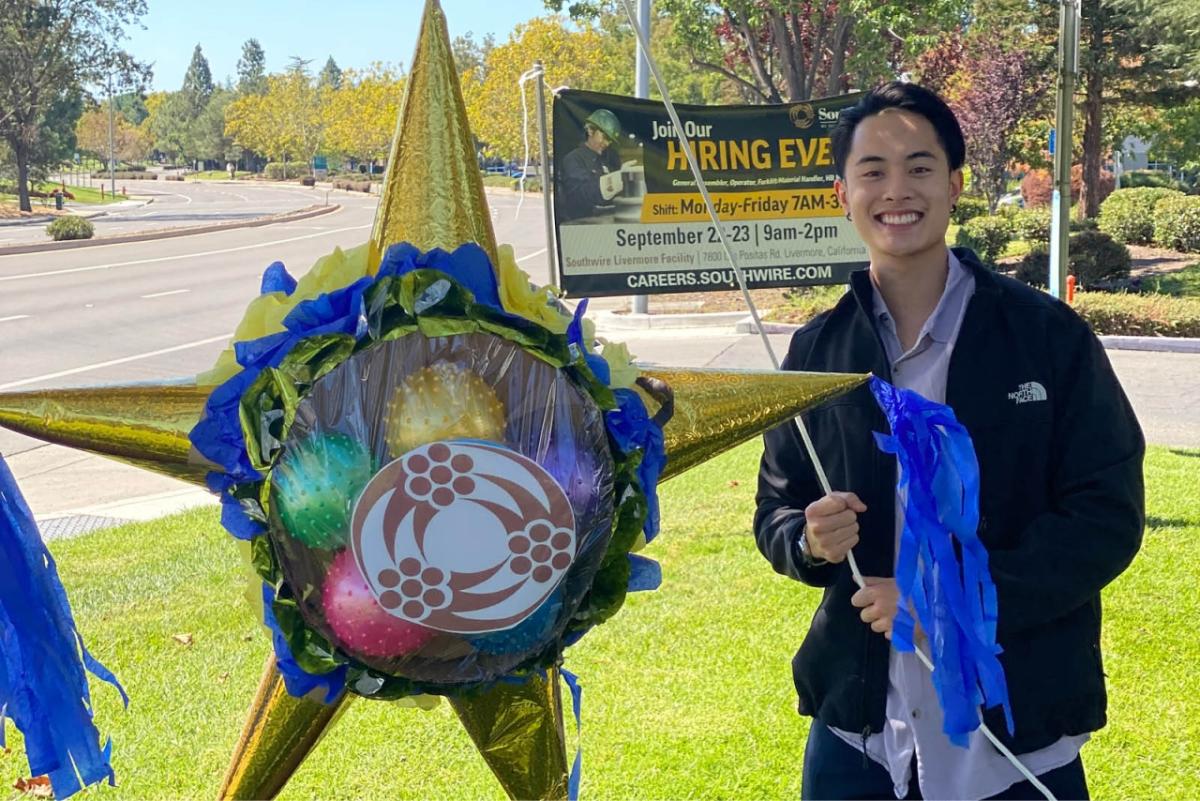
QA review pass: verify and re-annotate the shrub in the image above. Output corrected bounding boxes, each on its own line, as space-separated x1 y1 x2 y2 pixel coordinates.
1098 188 1183 244
263 161 310 180
90 170 156 180
1020 164 1114 208
46 215 95 241
300 176 316 187
1121 170 1191 193
1013 230 1131 288
332 178 372 192
1009 207 1052 245
1075 292 1200 337
955 215 1013 266
1152 195 1200 252
164 174 184 181
511 177 542 193
952 196 989 224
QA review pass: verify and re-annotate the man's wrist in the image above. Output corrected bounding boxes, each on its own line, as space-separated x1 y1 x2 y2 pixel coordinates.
795 524 828 567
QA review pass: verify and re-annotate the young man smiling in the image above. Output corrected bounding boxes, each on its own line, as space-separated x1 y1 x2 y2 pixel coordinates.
755 83 1144 799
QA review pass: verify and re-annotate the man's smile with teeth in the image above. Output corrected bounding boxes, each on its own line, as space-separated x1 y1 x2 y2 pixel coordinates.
877 212 922 225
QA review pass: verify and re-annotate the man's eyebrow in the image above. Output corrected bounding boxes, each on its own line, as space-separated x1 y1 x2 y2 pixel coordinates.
853 155 886 166
907 150 937 160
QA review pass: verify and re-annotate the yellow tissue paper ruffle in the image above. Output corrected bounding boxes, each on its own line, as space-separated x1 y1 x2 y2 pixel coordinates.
600 341 638 389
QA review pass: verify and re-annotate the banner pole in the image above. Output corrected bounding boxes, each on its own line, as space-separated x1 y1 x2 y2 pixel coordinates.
630 0 651 315
533 61 559 287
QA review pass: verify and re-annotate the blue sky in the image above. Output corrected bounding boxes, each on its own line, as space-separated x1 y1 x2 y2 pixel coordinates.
126 0 553 92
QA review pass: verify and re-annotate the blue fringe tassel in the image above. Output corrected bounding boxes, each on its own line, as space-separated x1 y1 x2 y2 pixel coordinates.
0 454 126 797
870 377 1014 746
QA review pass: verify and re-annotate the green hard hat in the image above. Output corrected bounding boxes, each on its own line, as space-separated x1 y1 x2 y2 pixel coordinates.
586 109 621 142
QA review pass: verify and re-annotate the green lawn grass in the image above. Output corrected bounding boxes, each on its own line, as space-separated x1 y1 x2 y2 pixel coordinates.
2 444 1196 798
1141 263 1200 298
0 183 120 207
188 170 255 181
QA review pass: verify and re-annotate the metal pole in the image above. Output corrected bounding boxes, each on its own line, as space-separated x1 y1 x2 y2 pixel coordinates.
107 73 117 198
533 61 559 288
1049 0 1079 300
630 0 651 315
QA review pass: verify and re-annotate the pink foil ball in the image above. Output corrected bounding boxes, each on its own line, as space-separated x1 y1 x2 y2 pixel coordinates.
322 550 438 659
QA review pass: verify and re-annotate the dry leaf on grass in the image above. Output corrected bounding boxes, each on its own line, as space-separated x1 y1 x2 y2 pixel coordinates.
172 633 194 646
13 776 53 799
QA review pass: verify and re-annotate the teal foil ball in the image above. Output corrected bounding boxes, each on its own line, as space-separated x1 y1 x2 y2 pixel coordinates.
272 432 375 549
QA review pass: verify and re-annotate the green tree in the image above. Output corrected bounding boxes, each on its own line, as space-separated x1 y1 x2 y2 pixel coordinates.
190 87 236 166
318 56 343 89
323 65 405 170
1076 0 1200 217
464 16 629 159
452 31 495 76
146 91 192 163
181 43 214 112
548 0 970 102
0 0 148 211
237 38 267 94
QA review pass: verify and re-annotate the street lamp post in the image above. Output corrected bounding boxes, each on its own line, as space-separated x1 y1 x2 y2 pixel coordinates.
107 72 117 198
630 0 651 315
1049 0 1080 300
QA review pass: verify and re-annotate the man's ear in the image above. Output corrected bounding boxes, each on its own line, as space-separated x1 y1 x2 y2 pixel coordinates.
949 169 964 206
834 177 848 212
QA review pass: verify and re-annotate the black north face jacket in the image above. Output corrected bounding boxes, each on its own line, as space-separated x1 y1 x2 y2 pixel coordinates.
754 248 1145 755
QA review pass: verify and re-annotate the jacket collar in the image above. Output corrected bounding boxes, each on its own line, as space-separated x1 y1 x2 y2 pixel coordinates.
847 246 998 318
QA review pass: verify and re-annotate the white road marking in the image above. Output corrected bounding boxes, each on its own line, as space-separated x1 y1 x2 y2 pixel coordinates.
516 247 547 263
0 333 232 391
0 222 370 283
0 314 30 323
141 289 190 299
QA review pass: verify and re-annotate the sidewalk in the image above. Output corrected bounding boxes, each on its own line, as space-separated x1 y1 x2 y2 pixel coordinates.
0 196 152 227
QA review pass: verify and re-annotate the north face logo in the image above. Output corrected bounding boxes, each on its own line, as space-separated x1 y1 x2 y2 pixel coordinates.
1008 381 1048 404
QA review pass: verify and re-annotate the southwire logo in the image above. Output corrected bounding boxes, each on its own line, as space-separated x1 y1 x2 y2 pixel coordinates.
1008 381 1048 404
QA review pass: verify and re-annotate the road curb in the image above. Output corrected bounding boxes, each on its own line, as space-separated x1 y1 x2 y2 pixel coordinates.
0 203 340 256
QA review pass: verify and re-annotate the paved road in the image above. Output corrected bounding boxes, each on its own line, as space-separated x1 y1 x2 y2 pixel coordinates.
0 182 554 523
0 181 1195 528
0 179 334 248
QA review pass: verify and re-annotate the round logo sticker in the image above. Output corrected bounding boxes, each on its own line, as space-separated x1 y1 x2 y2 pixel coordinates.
350 441 577 634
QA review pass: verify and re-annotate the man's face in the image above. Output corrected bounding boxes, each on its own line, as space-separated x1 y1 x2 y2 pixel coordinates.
833 109 962 265
586 126 611 154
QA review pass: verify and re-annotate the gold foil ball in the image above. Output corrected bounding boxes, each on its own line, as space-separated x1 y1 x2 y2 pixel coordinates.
386 362 507 456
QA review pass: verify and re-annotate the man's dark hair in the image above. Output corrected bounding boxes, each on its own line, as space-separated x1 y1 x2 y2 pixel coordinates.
831 82 966 177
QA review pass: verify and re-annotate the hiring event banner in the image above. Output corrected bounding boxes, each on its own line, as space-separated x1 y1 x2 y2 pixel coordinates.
551 89 868 297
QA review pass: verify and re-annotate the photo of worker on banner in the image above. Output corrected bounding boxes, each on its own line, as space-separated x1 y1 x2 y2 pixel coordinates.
555 107 644 224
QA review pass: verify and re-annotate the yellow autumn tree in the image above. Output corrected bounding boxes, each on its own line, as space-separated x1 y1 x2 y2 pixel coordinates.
226 72 328 174
75 106 151 164
464 16 631 160
323 65 406 170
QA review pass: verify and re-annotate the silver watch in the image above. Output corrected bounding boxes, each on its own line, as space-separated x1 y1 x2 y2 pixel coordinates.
797 526 828 566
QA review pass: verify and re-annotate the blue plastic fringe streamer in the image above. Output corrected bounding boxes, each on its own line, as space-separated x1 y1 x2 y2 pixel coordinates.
869 377 1014 746
560 667 584 801
0 454 127 798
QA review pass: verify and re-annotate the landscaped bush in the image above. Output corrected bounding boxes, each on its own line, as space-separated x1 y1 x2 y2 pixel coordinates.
952 196 989 224
46 216 94 241
1121 170 1193 193
1152 195 1200 252
300 176 316 187
332 178 372 192
1098 188 1184 244
1009 207 1052 245
164 174 185 181
90 170 156 180
1075 291 1200 337
1021 164 1114 208
263 161 310 180
1013 230 1131 288
954 215 1013 266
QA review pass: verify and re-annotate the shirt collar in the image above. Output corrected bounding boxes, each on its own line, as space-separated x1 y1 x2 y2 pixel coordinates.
871 250 971 346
